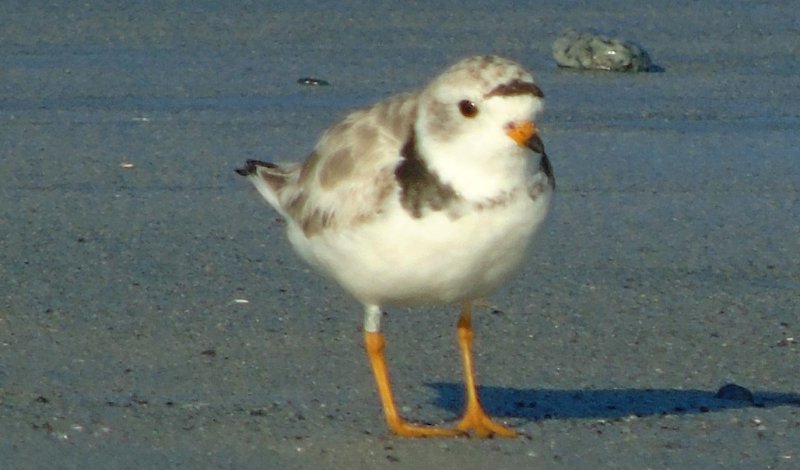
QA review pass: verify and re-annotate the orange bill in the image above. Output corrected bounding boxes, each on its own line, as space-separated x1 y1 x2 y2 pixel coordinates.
506 121 536 147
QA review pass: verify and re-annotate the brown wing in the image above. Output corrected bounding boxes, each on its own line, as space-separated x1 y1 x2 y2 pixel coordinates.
278 92 419 236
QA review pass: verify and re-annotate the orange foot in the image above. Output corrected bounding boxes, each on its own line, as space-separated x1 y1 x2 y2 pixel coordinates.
386 416 466 438
455 405 517 438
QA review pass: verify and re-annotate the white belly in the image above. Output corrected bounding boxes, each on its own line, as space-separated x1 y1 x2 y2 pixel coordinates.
287 193 551 307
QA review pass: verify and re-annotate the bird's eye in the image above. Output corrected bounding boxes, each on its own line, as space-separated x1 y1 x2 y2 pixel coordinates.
458 100 478 118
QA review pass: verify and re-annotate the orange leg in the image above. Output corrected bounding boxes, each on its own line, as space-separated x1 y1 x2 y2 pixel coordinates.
364 331 462 437
454 302 518 438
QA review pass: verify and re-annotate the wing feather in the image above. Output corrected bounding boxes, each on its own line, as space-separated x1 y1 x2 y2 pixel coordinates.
279 92 419 236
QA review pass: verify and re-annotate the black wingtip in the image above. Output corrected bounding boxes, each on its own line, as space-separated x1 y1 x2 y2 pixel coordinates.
235 159 277 176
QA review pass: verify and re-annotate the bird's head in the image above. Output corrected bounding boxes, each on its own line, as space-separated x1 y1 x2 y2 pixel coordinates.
415 56 549 198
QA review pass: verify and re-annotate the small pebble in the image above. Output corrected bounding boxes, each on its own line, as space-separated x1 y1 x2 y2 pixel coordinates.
552 29 654 72
297 77 330 86
715 383 754 402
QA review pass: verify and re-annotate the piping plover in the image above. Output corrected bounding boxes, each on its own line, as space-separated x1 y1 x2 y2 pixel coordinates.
237 55 554 437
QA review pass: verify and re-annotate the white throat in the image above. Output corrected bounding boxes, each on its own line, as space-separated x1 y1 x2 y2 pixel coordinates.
417 129 531 201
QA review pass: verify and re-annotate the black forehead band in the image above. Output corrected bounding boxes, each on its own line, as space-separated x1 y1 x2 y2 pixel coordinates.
484 79 544 99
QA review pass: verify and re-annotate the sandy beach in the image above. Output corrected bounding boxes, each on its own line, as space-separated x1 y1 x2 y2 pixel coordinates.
1 1 798 467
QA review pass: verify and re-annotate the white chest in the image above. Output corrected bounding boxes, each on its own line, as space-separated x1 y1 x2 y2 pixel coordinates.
289 190 552 306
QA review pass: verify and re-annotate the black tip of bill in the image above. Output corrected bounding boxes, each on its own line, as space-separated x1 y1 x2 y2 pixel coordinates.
524 134 555 190
525 133 545 155
539 152 555 190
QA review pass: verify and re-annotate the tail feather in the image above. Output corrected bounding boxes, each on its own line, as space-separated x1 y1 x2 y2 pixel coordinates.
235 159 279 176
235 159 297 215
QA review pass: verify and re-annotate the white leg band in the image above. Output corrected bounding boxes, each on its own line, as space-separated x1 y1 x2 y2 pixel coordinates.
363 304 382 333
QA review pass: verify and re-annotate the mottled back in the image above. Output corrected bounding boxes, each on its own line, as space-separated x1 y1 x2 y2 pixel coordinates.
278 93 419 235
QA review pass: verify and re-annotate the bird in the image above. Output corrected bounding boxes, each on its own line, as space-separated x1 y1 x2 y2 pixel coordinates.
236 55 554 438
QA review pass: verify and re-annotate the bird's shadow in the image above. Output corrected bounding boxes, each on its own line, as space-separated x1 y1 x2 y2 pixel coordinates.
425 382 800 421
